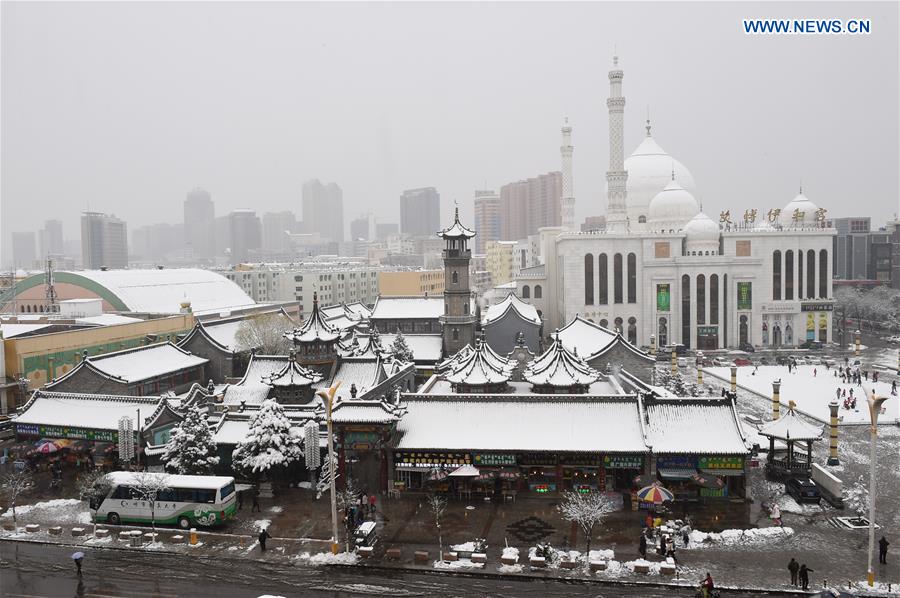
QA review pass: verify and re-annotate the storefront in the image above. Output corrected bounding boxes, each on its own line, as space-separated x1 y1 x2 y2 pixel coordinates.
697 455 746 498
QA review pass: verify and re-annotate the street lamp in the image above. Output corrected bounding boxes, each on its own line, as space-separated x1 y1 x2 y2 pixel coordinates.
866 390 888 587
316 381 342 555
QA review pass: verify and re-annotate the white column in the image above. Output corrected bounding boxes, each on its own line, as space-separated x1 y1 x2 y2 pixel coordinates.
689 274 697 350
560 119 575 231
718 274 725 349
605 56 628 231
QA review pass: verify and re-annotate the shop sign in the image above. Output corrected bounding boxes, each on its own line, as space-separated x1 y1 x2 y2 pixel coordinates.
700 487 728 498
656 284 671 312
602 454 644 469
16 423 119 442
697 456 744 470
344 431 380 451
393 451 471 468
656 455 698 469
760 302 799 314
559 454 603 467
473 453 517 467
697 326 718 337
519 452 558 465
801 302 833 312
737 282 752 310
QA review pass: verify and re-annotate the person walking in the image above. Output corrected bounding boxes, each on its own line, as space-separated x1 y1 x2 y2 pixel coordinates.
892 380 897 396
788 557 799 586
71 552 84 576
258 528 272 552
368 492 377 517
879 536 889 564
639 532 647 558
799 564 813 590
252 488 261 512
681 522 691 547
770 503 782 527
237 490 244 511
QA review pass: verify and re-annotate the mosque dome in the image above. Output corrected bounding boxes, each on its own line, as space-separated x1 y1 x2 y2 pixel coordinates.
684 212 721 254
620 131 698 227
648 179 700 231
779 192 819 227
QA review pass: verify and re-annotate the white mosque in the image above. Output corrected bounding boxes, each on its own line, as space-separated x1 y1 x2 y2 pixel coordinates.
516 56 835 351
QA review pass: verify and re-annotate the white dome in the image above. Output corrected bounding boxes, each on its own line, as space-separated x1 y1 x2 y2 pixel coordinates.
779 192 818 227
648 179 700 231
684 212 721 254
621 134 698 227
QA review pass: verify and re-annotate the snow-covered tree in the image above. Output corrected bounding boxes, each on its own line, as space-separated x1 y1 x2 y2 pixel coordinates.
0 470 34 532
315 453 339 499
845 474 868 520
234 313 293 354
77 470 112 536
390 330 415 363
557 491 617 571
131 472 171 537
162 401 220 475
232 399 303 478
427 494 448 563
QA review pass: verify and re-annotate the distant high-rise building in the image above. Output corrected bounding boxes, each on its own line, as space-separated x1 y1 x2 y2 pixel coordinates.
581 215 607 232
473 190 500 254
302 179 344 243
229 210 262 264
262 211 298 252
131 223 180 262
81 212 128 269
183 187 215 261
350 214 376 241
376 222 399 240
11 232 36 270
214 215 231 257
38 220 64 257
400 187 440 238
500 172 562 241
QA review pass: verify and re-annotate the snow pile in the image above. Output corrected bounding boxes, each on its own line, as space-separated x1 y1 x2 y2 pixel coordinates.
0 499 83 519
502 546 519 560
268 506 284 514
450 541 476 552
296 551 360 566
498 564 524 574
434 558 484 570
688 526 793 548
297 482 313 489
848 581 900 595
589 549 615 561
253 519 272 531
625 558 662 574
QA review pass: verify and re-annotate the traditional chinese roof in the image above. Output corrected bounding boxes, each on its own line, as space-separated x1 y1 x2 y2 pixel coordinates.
523 335 600 389
261 351 324 388
644 398 750 455
330 395 406 425
370 295 444 320
14 391 164 432
437 206 476 239
444 339 514 387
482 293 541 326
434 344 473 373
289 292 340 343
555 315 617 359
758 406 824 442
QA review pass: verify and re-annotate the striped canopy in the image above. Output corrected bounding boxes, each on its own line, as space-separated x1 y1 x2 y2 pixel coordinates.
636 484 674 504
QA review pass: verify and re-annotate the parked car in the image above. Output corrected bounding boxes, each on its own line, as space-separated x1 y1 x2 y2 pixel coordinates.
733 357 753 367
739 343 756 353
785 477 821 504
792 357 808 365
354 520 378 548
712 357 729 367
757 357 771 365
807 357 823 365
887 335 900 344
799 340 824 350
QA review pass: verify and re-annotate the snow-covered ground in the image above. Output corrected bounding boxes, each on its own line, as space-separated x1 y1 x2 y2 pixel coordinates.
294 551 360 566
0 498 90 525
706 365 899 424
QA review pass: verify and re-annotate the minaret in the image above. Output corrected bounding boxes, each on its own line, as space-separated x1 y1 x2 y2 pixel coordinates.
438 207 477 355
560 117 575 231
605 54 628 232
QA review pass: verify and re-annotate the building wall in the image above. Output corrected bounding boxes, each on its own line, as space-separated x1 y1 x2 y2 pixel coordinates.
81 212 128 269
473 191 500 254
400 188 441 238
303 180 344 243
585 345 654 383
177 332 240 383
184 188 216 260
377 270 445 296
500 172 562 241
483 314 541 355
485 241 516 285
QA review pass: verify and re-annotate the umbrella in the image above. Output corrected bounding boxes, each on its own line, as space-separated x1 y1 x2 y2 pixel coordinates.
427 468 448 481
448 464 480 478
70 552 84 560
636 484 674 504
690 472 725 490
633 473 658 487
35 441 59 454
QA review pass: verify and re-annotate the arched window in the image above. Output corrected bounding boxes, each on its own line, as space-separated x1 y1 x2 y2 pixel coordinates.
785 324 793 345
523 285 530 299
627 253 637 303
452 270 458 284
739 315 749 346
534 285 542 299
614 317 623 334
773 323 782 346
785 250 794 300
658 317 668 347
797 251 804 299
709 274 719 326
19 305 24 313
681 274 691 349
26 305 31 313
598 253 608 305
638 215 647 223
627 317 637 345
584 254 594 305
696 274 706 325
600 319 609 329
452 328 459 341
819 249 828 298
772 250 782 300
613 253 623 304
807 250 816 298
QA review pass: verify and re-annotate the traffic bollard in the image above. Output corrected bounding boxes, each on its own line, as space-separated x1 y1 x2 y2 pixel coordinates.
190 528 198 545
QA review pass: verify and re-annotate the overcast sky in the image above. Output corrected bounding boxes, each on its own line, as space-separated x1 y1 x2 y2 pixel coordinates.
2 1 898 257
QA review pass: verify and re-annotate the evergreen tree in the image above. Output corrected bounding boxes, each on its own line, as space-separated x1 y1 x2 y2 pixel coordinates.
232 399 303 476
162 400 220 475
390 329 415 362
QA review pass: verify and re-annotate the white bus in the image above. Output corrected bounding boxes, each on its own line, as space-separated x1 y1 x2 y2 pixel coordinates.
92 472 237 529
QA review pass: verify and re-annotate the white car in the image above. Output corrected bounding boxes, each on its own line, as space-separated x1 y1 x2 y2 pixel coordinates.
888 335 900 344
793 357 808 365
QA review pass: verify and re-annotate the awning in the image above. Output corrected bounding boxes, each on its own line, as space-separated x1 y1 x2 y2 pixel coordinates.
701 468 745 477
658 468 696 480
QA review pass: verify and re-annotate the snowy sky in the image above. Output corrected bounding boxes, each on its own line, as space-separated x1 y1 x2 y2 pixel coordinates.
2 1 898 255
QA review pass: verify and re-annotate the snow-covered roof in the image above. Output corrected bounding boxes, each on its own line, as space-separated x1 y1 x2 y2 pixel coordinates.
758 407 824 441
315 358 385 396
380 333 443 363
435 344 473 373
0 323 52 338
15 391 163 431
397 397 646 453
344 302 372 318
46 342 208 386
262 354 324 387
212 411 315 445
221 384 272 406
644 399 750 455
555 315 617 360
105 471 233 490
370 296 444 320
289 293 340 343
60 268 256 314
330 400 405 424
444 340 514 386
524 338 600 388
482 293 541 326
74 314 143 326
200 319 245 352
437 207 476 239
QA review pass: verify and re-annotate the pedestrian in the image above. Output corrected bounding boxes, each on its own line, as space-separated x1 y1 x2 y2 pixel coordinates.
813 368 817 377
361 490 368 510
788 557 799 586
880 535 889 564
770 503 782 527
237 490 244 511
665 536 677 563
368 492 377 516
700 572 715 598
258 528 271 552
799 564 813 590
836 388 841 401
874 371 879 383
639 532 647 558
251 488 261 512
865 370 869 381
71 552 84 576
681 523 691 547
645 513 654 531
892 380 897 396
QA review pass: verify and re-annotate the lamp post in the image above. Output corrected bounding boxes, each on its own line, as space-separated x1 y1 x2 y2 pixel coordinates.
827 400 840 466
316 381 342 555
730 365 737 394
671 345 677 375
771 380 781 421
697 351 704 385
855 329 861 357
649 334 656 356
866 390 888 587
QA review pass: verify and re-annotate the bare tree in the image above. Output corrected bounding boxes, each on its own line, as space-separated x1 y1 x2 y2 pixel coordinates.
234 313 293 354
426 494 447 562
131 472 171 538
336 477 361 552
557 491 617 571
0 470 34 532
77 470 113 537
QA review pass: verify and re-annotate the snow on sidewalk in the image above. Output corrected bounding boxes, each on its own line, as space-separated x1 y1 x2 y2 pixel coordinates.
0 498 91 525
706 365 899 424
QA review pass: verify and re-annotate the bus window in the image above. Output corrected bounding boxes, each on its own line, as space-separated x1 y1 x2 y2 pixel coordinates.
220 482 235 501
157 488 178 502
196 489 215 504
112 485 133 500
176 489 197 503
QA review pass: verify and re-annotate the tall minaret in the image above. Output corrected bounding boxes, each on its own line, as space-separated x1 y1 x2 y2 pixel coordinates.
560 117 575 231
605 54 628 232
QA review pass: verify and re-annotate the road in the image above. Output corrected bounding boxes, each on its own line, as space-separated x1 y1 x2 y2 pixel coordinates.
0 541 789 598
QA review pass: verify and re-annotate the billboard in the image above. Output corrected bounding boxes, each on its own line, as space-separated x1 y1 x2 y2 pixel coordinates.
656 284 670 312
737 282 752 310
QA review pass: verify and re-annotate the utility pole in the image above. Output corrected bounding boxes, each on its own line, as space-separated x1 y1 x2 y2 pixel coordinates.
316 381 342 555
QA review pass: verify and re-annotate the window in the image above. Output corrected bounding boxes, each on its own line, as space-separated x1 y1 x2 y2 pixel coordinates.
584 254 594 305
523 285 530 299
614 317 623 334
600 319 609 329
452 271 458 284
654 242 669 258
723 274 728 347
696 274 706 325
797 251 804 299
598 253 608 304
452 328 459 341
819 249 828 298
638 215 647 223
681 274 691 349
736 240 751 256
627 317 637 344
772 250 782 300
739 315 749 346
709 274 719 325
658 317 668 347
613 253 623 304
534 285 542 299
627 253 637 303
785 250 794 300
